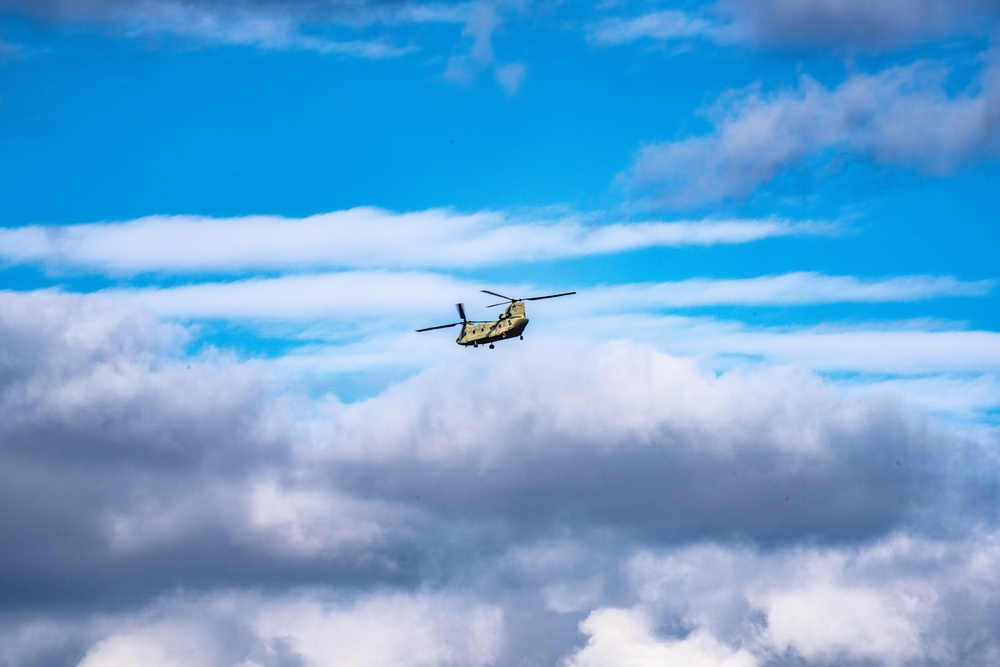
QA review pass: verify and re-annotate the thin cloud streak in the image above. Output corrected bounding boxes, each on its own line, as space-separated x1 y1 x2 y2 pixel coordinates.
101 271 991 321
582 273 994 309
109 271 478 320
0 208 834 273
0 0 453 56
559 313 1000 375
587 9 714 46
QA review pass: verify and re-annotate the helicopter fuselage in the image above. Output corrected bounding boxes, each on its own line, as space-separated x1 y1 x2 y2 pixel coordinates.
457 301 528 347
416 290 574 346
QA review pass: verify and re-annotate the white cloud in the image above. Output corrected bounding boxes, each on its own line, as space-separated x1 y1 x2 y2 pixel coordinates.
443 0 530 92
13 531 1000 665
715 0 999 50
582 273 993 309
626 58 1000 207
0 0 420 57
624 531 1000 665
78 619 223 667
314 338 973 543
588 0 999 51
0 208 831 273
253 592 503 667
763 583 924 665
109 271 476 320
242 478 394 557
712 326 1000 375
495 60 526 94
564 608 758 667
75 591 504 667
80 269 996 414
587 9 713 45
99 271 988 325
556 312 1000 376
0 290 998 665
848 374 1000 425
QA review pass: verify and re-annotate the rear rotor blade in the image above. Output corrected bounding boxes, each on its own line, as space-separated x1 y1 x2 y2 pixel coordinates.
524 291 576 301
415 322 461 332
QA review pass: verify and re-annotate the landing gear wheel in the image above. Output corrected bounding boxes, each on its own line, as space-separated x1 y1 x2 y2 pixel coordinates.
489 344 495 349
519 335 523 340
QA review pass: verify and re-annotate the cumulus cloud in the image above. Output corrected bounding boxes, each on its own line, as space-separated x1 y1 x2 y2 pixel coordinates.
322 340 983 541
565 608 757 667
0 290 417 609
0 208 832 273
625 58 1000 207
610 530 1000 665
0 290 997 664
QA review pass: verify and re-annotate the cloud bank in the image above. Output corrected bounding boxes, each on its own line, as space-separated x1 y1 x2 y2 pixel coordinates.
1 291 997 664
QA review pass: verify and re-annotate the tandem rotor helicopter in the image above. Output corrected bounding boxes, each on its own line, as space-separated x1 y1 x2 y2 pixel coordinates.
416 290 575 348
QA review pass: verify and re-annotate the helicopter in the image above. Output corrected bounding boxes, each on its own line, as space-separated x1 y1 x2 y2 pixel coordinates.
416 290 575 348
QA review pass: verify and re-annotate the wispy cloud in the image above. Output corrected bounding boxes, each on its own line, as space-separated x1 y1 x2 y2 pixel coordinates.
0 37 22 62
587 0 999 52
0 0 426 57
624 58 1000 207
440 0 531 92
587 9 713 46
557 313 1000 376
100 271 992 322
0 208 834 273
110 271 478 320
582 273 994 309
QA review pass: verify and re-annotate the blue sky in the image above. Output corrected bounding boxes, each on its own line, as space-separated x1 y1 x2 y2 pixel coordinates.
1 1 999 665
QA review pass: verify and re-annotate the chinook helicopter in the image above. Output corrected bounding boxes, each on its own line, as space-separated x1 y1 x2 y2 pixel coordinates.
416 289 575 348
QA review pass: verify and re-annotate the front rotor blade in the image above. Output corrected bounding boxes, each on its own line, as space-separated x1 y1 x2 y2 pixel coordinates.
481 289 514 302
456 303 467 321
415 322 461 332
524 291 576 301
